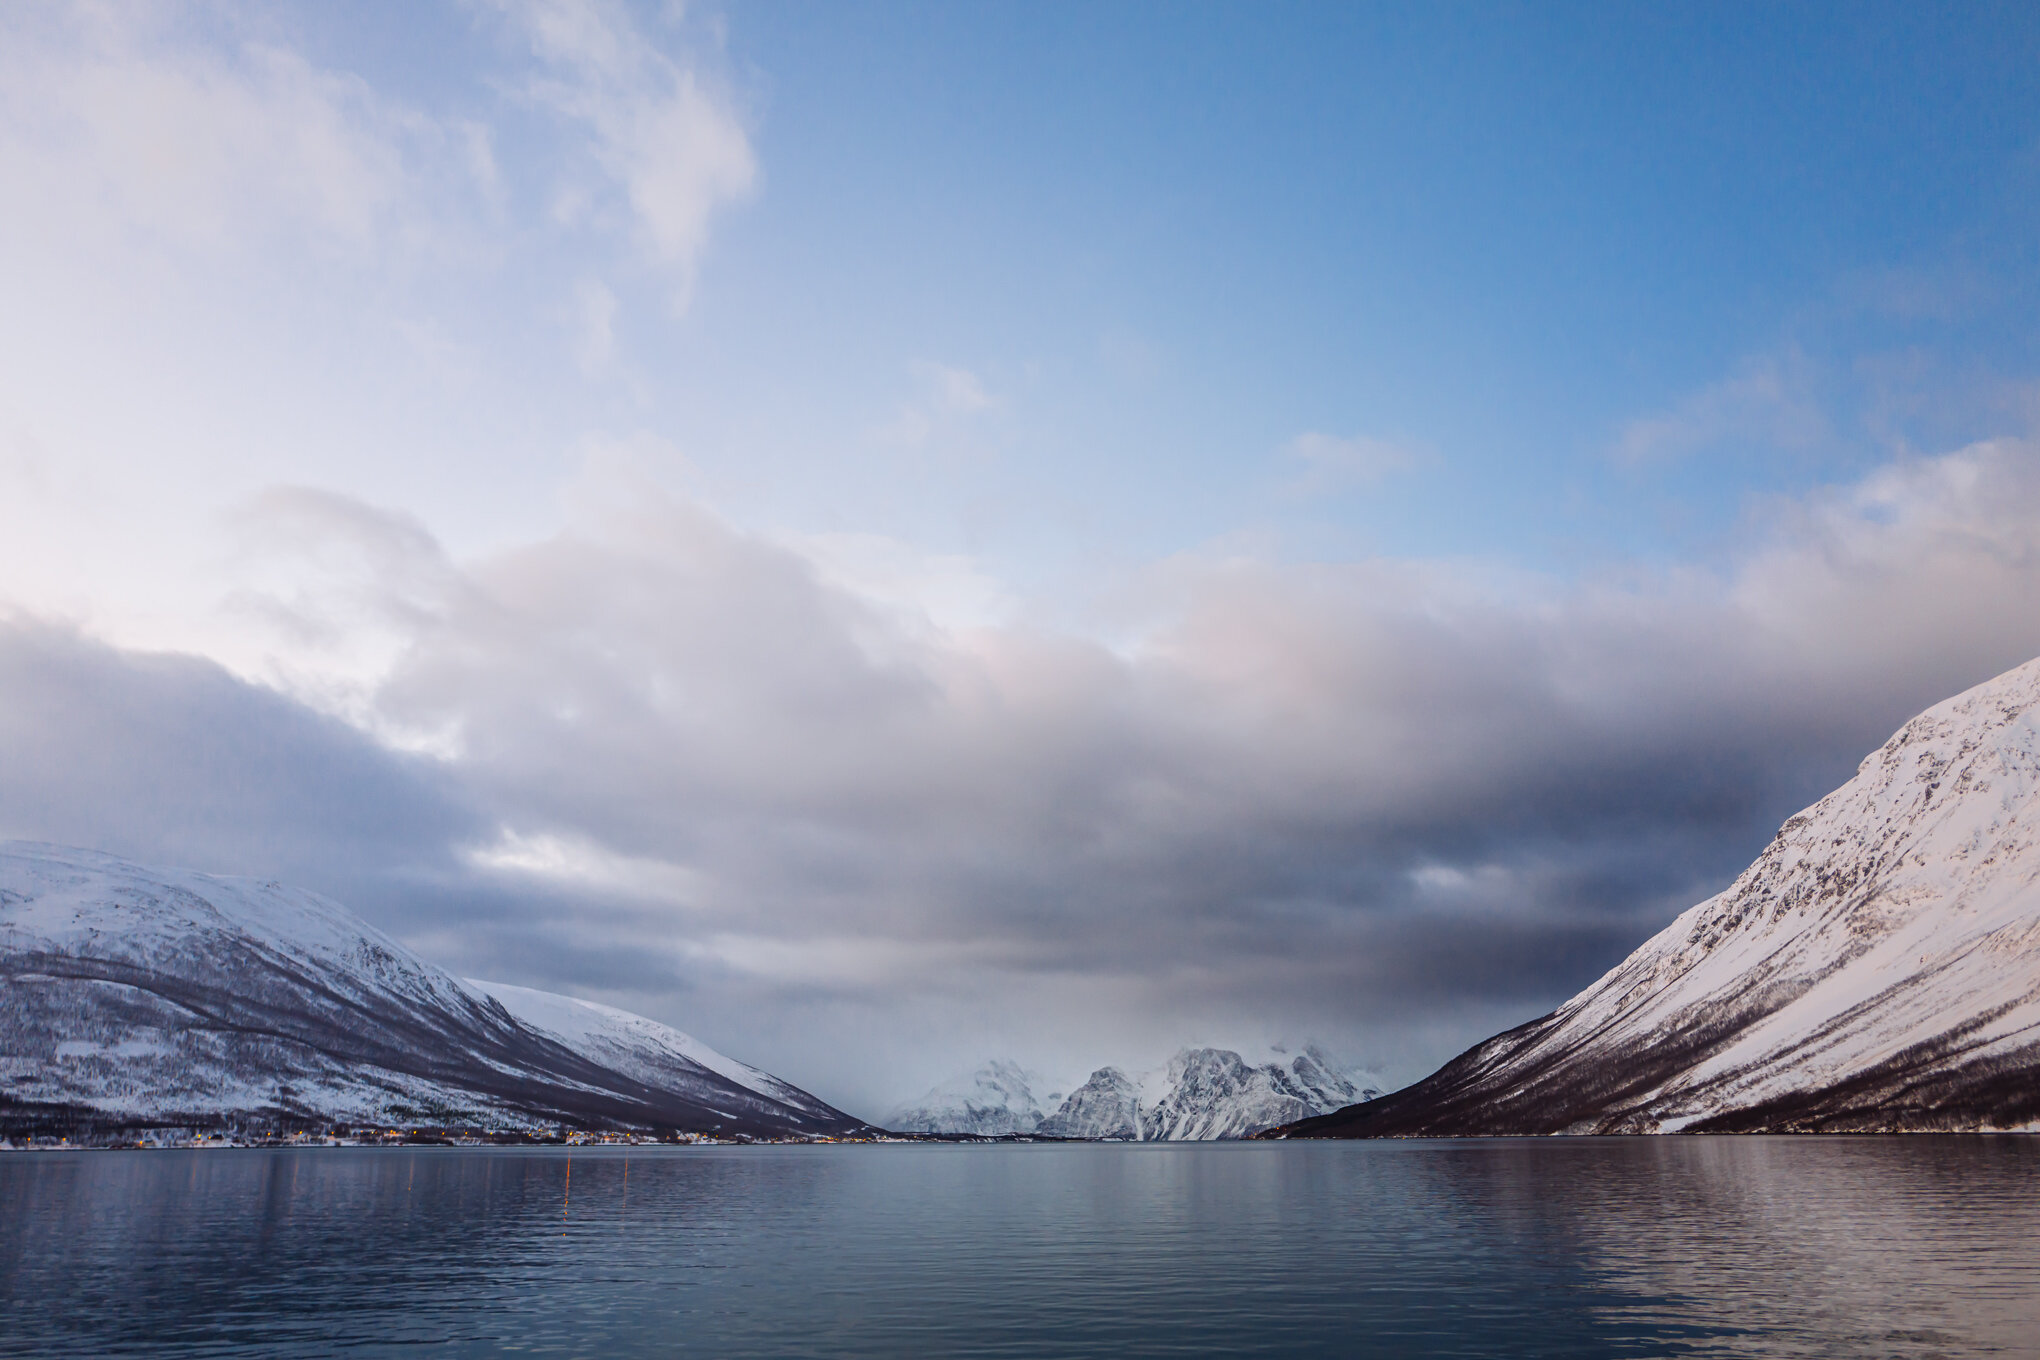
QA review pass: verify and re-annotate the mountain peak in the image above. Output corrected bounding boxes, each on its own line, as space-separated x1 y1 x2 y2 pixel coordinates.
1037 1046 1379 1140
884 1058 1057 1135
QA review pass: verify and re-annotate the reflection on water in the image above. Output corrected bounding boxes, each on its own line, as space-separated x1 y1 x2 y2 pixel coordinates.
2 1139 2036 1358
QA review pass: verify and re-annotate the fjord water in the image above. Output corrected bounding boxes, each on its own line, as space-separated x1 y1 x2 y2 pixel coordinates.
2 1140 2036 1358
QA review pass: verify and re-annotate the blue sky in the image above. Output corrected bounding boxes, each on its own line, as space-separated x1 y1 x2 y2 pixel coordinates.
4 1 2040 1113
96 0 2040 581
293 0 2040 571
721 0 2038 570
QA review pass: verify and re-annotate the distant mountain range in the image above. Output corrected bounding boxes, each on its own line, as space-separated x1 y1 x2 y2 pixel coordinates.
890 1048 1380 1140
885 1058 1065 1135
0 844 868 1139
1273 657 2040 1137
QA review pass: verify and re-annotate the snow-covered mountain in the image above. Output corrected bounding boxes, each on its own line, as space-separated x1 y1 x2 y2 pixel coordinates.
1279 658 2040 1137
1038 1065 1144 1139
0 844 867 1138
1038 1045 1380 1139
884 1059 1063 1135
464 980 848 1127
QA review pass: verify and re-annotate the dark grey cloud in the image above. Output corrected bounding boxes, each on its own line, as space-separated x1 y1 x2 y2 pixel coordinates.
358 440 2040 1104
8 441 2040 1117
0 617 484 921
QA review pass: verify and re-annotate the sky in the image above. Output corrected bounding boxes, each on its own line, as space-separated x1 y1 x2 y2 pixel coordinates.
5 0 2040 1118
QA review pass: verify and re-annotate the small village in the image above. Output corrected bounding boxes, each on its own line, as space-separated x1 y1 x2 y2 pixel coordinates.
0 1125 900 1151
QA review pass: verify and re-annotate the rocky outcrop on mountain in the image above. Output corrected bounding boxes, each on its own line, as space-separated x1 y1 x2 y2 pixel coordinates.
884 1059 1062 1135
1038 1065 1144 1139
1273 658 2040 1138
1141 1045 1378 1139
0 844 868 1138
1038 1045 1379 1139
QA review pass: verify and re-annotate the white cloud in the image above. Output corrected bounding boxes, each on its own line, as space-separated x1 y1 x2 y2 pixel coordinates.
1614 350 1830 465
786 531 1016 635
1284 431 1420 492
498 0 756 306
13 437 2040 1111
241 439 2040 966
874 361 1000 448
466 826 708 905
0 4 758 699
0 6 477 255
916 360 995 415
219 486 468 749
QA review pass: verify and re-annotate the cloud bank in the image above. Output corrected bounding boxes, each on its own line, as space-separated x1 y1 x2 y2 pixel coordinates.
7 439 2040 1115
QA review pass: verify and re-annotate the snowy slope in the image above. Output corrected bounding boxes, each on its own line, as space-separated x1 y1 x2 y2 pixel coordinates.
466 980 847 1126
1280 658 2040 1137
0 844 866 1137
884 1059 1062 1134
1039 1045 1380 1139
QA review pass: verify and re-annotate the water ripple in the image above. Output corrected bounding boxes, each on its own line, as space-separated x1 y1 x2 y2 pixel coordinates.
2 1139 2036 1358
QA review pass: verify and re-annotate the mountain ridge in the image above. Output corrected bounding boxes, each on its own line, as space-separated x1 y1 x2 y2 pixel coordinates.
1271 657 2040 1138
0 843 868 1138
885 1058 1062 1135
1038 1044 1380 1139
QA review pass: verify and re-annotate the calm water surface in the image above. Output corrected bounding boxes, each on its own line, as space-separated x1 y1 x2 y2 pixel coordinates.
2 1138 2036 1358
